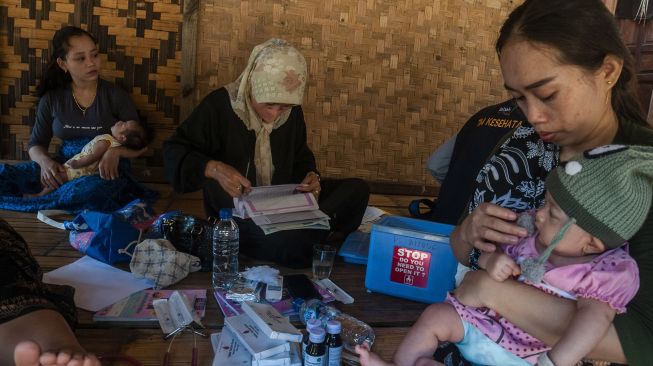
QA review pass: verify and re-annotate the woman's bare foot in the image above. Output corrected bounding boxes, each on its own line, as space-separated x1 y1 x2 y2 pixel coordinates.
13 342 41 366
356 344 395 366
14 340 101 366
2 310 98 366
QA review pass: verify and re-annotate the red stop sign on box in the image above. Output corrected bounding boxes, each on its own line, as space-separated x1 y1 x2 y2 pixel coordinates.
390 246 431 288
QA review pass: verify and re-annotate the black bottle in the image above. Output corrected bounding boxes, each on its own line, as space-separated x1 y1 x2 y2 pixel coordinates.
325 320 343 366
304 327 326 366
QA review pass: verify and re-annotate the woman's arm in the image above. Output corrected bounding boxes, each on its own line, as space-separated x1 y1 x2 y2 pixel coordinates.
27 94 68 187
454 270 626 363
547 298 615 366
204 160 251 198
28 145 66 188
163 89 236 193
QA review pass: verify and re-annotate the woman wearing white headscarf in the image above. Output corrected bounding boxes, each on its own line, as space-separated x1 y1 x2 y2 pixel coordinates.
164 39 369 268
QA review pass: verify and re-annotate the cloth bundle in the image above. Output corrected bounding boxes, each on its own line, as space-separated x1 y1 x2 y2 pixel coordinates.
125 239 201 289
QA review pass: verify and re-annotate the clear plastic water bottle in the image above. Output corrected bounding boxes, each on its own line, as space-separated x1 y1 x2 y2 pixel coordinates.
212 208 239 290
295 298 375 351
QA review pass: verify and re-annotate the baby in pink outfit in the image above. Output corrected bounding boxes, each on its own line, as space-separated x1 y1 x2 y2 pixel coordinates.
356 144 652 366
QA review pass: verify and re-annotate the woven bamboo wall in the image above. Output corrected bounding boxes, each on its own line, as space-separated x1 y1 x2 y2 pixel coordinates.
0 0 182 161
2 0 516 188
194 0 515 187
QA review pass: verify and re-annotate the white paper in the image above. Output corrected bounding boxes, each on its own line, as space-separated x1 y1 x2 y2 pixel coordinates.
251 209 330 225
362 206 387 224
357 206 388 232
233 184 330 235
256 218 330 235
43 256 153 311
316 278 354 304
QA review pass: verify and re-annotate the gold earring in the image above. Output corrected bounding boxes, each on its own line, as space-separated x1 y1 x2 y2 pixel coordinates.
607 80 613 85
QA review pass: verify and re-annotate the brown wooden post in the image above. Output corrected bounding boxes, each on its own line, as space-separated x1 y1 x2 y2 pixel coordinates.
180 0 199 122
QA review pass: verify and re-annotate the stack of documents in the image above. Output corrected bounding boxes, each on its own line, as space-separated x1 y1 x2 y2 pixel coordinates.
213 302 303 365
233 184 330 235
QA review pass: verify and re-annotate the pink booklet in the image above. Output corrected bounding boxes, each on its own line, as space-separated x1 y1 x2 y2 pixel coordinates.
93 289 207 322
233 184 319 218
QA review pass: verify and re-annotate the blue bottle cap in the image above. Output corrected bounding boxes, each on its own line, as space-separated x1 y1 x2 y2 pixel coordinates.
309 327 326 343
326 320 341 334
219 208 232 220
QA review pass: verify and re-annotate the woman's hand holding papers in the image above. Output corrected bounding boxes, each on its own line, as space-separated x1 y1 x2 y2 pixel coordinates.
295 171 321 199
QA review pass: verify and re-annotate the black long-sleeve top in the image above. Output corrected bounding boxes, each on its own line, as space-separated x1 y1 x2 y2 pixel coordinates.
163 87 317 211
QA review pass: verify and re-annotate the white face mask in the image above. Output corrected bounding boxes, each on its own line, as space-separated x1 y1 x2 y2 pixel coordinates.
128 239 202 289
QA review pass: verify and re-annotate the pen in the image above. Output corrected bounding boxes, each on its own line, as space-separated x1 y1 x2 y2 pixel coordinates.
238 158 251 194
240 160 251 195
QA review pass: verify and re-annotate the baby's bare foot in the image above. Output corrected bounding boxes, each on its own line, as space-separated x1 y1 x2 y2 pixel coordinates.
355 344 394 366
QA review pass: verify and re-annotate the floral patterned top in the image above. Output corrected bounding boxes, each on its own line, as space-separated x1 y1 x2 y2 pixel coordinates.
468 125 559 214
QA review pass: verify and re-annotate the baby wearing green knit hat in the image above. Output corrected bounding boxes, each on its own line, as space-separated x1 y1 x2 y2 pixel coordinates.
518 144 652 366
521 144 653 283
356 144 652 366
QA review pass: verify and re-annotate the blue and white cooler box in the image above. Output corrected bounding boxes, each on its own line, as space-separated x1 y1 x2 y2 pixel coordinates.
364 216 457 303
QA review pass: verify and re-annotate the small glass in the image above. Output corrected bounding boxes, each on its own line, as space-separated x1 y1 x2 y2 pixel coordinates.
312 244 336 280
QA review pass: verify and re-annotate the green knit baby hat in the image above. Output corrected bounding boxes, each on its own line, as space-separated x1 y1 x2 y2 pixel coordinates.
545 144 653 249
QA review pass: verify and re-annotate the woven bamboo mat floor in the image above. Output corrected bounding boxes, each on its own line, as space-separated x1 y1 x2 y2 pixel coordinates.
0 187 429 365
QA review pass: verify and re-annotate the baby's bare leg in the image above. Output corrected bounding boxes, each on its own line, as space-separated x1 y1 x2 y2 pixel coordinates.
356 303 464 366
393 303 464 366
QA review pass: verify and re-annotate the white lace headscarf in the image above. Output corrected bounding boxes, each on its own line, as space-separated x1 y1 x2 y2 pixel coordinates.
225 39 307 186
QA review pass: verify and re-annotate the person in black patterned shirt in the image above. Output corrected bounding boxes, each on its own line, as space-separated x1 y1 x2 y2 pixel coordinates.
0 218 100 366
450 1 653 365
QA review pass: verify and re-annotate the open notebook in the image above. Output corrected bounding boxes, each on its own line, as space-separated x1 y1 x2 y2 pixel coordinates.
233 184 330 235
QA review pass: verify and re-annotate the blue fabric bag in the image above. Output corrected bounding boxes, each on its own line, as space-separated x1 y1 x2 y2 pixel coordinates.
38 199 156 264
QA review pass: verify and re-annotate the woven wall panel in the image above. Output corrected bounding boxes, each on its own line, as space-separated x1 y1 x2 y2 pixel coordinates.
0 0 182 160
3 0 516 188
195 0 516 187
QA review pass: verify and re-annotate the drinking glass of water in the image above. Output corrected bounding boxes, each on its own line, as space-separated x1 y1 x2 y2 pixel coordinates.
313 244 336 280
